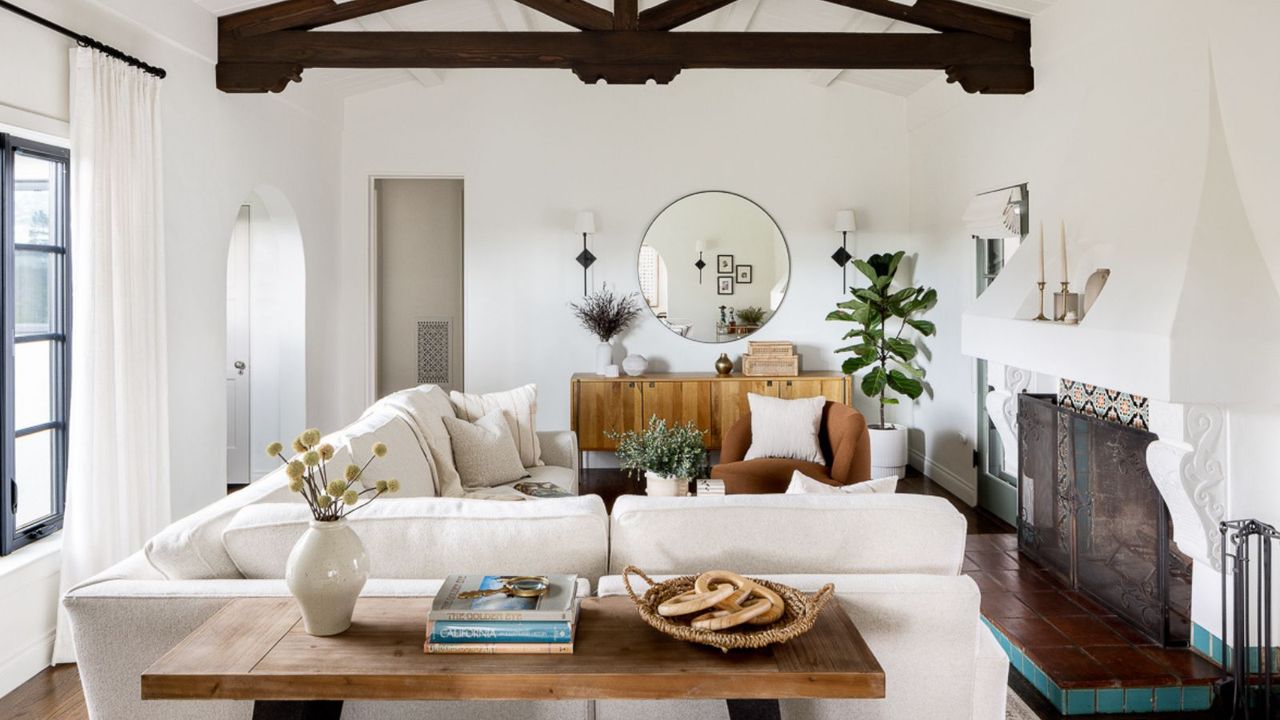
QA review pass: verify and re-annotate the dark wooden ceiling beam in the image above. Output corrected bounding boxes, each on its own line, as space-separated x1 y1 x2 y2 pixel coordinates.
639 0 737 31
614 0 638 30
509 0 615 30
818 0 1029 44
220 0 428 38
218 29 1031 91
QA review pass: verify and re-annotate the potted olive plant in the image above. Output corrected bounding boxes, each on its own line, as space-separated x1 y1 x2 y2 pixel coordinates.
609 416 706 497
266 429 400 636
570 284 643 375
827 251 937 479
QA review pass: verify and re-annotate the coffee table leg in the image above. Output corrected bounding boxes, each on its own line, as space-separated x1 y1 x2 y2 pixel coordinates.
725 699 781 720
251 701 344 720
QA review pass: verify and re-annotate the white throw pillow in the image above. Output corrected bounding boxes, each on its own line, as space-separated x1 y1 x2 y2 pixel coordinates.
443 409 531 489
743 393 826 464
373 385 464 498
451 384 542 467
338 403 437 497
785 470 899 495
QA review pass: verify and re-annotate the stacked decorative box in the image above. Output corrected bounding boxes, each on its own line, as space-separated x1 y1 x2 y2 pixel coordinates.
743 340 799 377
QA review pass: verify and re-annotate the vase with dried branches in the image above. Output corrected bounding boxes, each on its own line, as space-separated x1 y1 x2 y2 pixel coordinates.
570 284 643 375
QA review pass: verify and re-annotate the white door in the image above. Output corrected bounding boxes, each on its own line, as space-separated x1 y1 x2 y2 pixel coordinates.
226 205 252 485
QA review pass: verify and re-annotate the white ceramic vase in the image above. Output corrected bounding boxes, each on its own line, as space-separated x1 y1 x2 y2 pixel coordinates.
595 341 614 375
868 424 909 480
623 354 648 377
285 518 370 636
645 471 690 497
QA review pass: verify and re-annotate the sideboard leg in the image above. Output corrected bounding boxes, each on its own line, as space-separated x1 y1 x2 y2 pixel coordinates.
252 700 344 720
725 699 781 720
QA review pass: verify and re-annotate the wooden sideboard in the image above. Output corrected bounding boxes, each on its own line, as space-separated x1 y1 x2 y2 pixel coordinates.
570 371 852 451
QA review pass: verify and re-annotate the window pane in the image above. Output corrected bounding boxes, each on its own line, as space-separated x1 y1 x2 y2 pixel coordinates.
15 249 56 335
14 340 54 428
15 430 55 529
14 153 60 246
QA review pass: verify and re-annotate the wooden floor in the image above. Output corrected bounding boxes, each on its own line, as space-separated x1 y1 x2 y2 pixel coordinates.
0 469 1023 720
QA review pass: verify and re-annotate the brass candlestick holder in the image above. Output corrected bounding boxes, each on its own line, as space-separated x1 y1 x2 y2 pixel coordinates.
1033 281 1049 321
1054 281 1079 323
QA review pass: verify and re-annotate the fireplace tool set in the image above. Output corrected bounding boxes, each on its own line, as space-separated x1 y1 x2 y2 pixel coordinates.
1221 519 1280 718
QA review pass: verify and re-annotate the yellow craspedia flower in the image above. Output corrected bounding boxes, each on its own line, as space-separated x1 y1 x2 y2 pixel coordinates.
343 490 359 506
265 441 284 457
301 428 322 447
326 479 346 497
286 460 305 479
375 479 389 493
288 477 304 493
317 495 332 509
344 464 360 482
386 478 401 493
303 450 321 467
372 442 388 458
319 443 335 460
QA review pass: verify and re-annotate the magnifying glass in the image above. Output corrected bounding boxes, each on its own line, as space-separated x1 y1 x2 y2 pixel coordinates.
458 576 550 599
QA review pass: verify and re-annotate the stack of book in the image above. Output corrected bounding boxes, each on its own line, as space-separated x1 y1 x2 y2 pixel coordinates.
696 478 726 496
743 340 799 377
426 574 578 654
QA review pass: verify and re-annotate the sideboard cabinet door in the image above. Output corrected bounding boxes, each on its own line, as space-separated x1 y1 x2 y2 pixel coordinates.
779 378 848 404
641 381 714 448
573 381 642 451
711 380 780 443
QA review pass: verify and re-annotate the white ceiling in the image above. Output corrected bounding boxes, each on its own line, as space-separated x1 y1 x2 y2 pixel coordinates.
196 0 1057 98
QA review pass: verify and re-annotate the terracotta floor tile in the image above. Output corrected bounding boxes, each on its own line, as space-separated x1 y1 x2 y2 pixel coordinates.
1085 646 1180 686
999 617 1074 648
968 572 1007 594
1016 590 1092 617
1045 615 1131 646
982 592 1040 619
1024 646 1117 688
962 558 980 573
1098 615 1160 646
984 568 1058 594
1062 590 1114 616
1140 646 1226 684
966 550 1021 571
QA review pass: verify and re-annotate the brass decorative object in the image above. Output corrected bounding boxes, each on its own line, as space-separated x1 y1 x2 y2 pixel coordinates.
1033 281 1049 321
715 353 734 376
1054 281 1079 323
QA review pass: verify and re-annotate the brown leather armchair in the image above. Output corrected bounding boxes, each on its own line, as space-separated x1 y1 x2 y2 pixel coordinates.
711 402 872 494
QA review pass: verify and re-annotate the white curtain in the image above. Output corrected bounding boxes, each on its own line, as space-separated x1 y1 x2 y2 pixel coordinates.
53 48 169 664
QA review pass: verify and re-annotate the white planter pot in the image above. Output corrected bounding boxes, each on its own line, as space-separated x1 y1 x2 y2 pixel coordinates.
645 471 690 497
285 518 370 636
868 424 909 480
595 341 614 376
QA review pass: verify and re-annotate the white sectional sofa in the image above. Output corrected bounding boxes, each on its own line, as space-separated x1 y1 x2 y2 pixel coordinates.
63 385 1008 720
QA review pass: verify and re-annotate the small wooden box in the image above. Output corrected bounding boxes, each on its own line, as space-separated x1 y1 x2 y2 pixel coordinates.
747 341 796 358
743 354 800 377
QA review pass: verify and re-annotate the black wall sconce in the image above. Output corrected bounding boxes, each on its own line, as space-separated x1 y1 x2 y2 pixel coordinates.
694 239 707 284
832 209 857 293
575 210 597 296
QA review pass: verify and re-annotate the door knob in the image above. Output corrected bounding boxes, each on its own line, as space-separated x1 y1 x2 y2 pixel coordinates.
234 361 246 375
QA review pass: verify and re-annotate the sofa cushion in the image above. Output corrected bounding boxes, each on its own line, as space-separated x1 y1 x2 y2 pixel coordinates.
443 409 531 489
786 470 898 495
222 496 609 581
451 384 543 468
608 494 967 576
341 403 437 497
372 385 465 498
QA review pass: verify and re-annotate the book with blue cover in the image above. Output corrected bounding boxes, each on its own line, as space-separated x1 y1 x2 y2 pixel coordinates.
427 620 574 644
429 574 578 622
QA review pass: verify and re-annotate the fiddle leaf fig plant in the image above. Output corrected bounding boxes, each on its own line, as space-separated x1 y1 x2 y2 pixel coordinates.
826 251 937 429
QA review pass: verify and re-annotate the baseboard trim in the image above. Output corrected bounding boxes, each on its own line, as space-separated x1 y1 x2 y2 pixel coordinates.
0 628 55 699
910 449 977 506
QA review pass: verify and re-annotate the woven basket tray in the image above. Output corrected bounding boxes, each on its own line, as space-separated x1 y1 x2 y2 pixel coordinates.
622 566 834 652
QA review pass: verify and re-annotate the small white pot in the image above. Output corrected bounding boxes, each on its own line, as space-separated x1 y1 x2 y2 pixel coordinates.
595 341 614 376
645 471 690 497
285 518 370 636
868 424 909 480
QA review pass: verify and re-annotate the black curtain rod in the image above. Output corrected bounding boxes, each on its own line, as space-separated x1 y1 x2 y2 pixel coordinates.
0 0 166 79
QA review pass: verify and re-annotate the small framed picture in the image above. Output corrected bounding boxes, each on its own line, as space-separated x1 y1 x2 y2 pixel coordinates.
717 276 734 295
717 254 734 274
736 265 753 284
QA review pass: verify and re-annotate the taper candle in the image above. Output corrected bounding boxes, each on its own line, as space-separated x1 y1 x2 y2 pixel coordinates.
1059 220 1068 285
1038 222 1046 283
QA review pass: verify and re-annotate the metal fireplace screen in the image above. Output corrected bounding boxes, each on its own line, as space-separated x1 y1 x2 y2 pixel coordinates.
1018 394 1192 647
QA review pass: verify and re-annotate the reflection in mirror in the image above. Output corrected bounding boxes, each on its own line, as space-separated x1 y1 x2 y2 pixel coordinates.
638 192 789 343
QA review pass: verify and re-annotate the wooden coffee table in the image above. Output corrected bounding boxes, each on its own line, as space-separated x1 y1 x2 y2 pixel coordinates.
143 596 884 720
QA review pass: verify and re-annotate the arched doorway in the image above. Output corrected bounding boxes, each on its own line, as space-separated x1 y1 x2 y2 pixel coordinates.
225 186 306 485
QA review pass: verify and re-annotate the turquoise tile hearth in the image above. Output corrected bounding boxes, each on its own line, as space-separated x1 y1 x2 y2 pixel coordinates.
1183 685 1212 711
1095 688 1125 714
1065 689 1095 715
1125 689 1154 713
1154 687 1182 712
1192 624 1210 656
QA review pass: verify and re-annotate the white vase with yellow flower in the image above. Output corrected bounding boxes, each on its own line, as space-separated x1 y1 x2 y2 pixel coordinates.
266 429 401 636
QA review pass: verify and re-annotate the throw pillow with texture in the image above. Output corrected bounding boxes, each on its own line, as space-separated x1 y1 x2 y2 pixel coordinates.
785 470 899 495
743 393 826 464
451 384 543 467
443 408 531 489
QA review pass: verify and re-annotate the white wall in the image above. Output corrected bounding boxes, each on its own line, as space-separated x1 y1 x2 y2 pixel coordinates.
0 0 343 694
340 70 913 441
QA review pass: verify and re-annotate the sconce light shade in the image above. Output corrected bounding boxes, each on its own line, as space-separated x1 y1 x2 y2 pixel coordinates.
834 210 857 233
695 239 707 254
575 210 598 235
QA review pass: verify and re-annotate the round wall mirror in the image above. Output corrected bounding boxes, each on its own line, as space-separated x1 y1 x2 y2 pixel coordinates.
638 191 789 343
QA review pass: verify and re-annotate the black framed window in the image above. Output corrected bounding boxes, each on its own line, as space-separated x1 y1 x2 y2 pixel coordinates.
1 134 70 555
